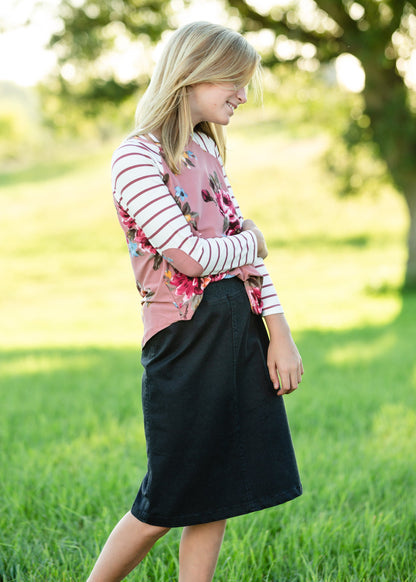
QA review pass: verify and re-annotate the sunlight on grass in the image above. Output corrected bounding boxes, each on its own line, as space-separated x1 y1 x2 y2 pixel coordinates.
0 113 409 348
370 404 416 459
0 352 96 377
60 417 147 459
326 332 396 364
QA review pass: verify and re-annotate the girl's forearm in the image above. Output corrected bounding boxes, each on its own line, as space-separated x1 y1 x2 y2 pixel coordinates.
264 312 292 340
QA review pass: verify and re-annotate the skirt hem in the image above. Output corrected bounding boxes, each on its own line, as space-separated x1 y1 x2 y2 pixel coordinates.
131 485 302 528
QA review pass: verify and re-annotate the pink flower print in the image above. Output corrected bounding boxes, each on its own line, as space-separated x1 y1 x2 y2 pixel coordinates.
133 228 157 255
244 278 264 315
125 225 162 269
170 272 211 301
204 171 241 235
164 268 227 314
118 205 137 231
216 189 232 213
215 188 240 234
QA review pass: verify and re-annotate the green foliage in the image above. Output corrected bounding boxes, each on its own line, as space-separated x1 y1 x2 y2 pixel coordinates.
0 83 47 166
325 117 394 198
228 1 416 284
0 102 27 157
260 65 357 134
51 0 171 60
38 80 138 137
45 0 175 110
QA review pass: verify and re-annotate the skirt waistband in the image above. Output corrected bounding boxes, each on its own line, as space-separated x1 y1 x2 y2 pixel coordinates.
204 277 244 301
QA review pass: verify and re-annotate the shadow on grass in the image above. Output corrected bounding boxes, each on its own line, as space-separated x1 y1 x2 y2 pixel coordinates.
290 291 416 431
1 346 143 447
268 232 397 250
1 292 415 457
0 346 148 582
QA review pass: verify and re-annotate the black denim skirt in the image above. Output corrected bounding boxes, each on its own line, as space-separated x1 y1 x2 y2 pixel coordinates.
131 277 302 527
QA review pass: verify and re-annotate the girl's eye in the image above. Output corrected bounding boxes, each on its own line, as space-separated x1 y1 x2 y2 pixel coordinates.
222 82 240 90
218 81 245 92
233 83 248 91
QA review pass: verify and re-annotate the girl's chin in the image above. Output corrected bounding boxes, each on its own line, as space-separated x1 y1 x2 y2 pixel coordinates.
197 115 232 126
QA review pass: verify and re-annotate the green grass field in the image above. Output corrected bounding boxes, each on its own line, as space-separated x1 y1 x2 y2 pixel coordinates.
1 114 415 581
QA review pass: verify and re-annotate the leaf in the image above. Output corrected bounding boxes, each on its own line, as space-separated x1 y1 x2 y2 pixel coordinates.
153 254 163 271
127 228 136 241
201 188 214 202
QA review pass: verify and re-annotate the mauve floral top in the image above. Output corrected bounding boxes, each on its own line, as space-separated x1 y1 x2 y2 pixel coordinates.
111 131 283 346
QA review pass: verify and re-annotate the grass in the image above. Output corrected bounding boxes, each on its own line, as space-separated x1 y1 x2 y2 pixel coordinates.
1 111 415 581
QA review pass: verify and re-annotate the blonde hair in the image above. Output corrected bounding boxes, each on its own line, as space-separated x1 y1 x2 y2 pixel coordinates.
131 21 261 173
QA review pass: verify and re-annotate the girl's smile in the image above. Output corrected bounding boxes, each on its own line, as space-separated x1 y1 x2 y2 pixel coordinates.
188 83 247 126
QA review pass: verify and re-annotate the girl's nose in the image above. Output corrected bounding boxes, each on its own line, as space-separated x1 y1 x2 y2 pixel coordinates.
236 87 247 104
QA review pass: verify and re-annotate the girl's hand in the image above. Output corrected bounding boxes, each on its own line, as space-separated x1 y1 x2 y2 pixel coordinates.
242 219 268 259
265 313 304 395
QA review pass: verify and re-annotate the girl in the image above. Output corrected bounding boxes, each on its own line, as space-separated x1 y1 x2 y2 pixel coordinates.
87 21 303 582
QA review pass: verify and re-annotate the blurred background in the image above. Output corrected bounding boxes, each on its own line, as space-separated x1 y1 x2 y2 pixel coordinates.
1 1 415 581
1 0 415 346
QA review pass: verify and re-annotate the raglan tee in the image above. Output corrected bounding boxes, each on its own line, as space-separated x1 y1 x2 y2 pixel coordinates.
111 131 283 346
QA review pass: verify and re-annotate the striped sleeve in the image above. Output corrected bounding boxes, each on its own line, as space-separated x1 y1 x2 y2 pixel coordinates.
253 258 284 316
195 134 284 316
111 140 258 278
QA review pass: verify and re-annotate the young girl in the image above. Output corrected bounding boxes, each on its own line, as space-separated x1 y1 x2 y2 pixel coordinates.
87 21 303 582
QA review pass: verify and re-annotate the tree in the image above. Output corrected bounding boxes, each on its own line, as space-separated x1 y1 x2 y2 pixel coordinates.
226 0 416 289
44 0 174 113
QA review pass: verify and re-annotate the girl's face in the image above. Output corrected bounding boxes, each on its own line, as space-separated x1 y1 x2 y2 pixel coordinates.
188 82 247 126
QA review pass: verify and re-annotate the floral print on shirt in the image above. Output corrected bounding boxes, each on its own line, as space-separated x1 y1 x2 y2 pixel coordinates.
163 269 209 313
201 170 264 315
172 186 199 229
182 150 197 169
118 145 263 316
163 269 227 316
165 165 263 315
202 171 241 235
118 203 163 272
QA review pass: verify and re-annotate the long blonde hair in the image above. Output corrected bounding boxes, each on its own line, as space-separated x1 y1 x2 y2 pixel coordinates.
131 21 261 173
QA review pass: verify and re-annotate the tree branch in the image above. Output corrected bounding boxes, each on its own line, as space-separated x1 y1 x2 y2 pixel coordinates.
227 0 341 45
313 0 353 30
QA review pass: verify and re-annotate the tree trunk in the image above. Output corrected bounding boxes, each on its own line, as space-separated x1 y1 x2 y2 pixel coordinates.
403 190 416 289
362 59 416 290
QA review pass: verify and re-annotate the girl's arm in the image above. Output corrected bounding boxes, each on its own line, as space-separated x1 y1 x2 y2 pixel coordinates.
209 135 303 393
112 140 261 277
